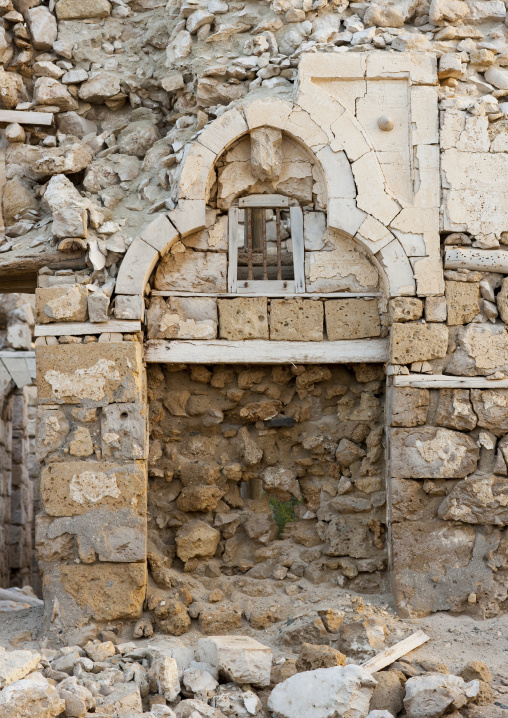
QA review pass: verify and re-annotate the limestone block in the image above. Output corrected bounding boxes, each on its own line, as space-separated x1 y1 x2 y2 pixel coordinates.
390 323 448 364
0 649 41 689
0 677 65 718
404 674 479 718
114 295 145 321
146 640 195 680
35 407 70 461
437 389 477 431
175 520 220 562
7 324 32 350
445 281 480 325
78 71 121 103
392 520 479 616
250 127 282 182
154 250 227 293
36 342 143 405
59 562 146 621
496 276 508 323
198 108 248 155
303 212 327 250
88 291 109 323
41 460 146 516
47 508 145 562
33 77 78 111
316 147 356 200
243 97 292 131
391 388 429 427
178 142 216 201
269 299 324 341
26 6 57 50
325 299 380 341
0 69 27 110
44 174 87 238
459 323 508 372
267 665 376 718
438 474 508 525
198 636 272 687
352 152 400 226
305 235 379 293
140 214 180 256
36 286 88 324
425 295 447 323
56 0 111 18
390 427 479 479
375 239 416 298
184 213 227 253
58 678 95 716
389 298 423 323
115 237 159 296
101 403 148 460
369 672 404 716
218 298 268 340
470 389 508 435
148 653 180 702
147 296 217 340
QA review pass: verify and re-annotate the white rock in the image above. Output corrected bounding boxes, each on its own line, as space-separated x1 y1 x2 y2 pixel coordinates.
267 665 377 718
366 712 394 718
0 677 64 718
198 636 273 687
404 674 480 718
26 6 57 50
183 666 218 701
147 639 195 679
84 640 116 662
429 0 469 23
44 175 87 239
58 676 95 717
485 66 508 90
0 648 42 689
148 654 181 701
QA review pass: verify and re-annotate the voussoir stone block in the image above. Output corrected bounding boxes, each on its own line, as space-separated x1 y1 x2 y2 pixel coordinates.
390 427 479 479
390 322 448 364
325 299 380 341
41 460 146 516
218 298 268 340
36 285 88 324
269 299 324 341
36 342 144 405
60 562 146 621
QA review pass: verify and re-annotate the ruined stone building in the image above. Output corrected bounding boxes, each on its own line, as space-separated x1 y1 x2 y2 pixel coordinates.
2 0 508 643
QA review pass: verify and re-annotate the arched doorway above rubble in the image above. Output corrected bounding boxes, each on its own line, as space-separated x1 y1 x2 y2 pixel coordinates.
33 53 444 639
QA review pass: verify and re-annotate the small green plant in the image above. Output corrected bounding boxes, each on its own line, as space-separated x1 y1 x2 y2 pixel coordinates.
269 496 300 537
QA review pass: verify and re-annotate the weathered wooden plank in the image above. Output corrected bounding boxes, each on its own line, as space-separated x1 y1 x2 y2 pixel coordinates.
394 374 508 388
290 205 305 293
0 351 35 359
35 320 141 337
151 291 382 298
239 194 289 208
145 338 389 364
445 247 508 273
0 109 53 126
361 631 430 674
235 279 297 294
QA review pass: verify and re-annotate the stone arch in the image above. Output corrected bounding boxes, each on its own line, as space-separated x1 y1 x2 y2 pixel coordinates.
116 99 415 301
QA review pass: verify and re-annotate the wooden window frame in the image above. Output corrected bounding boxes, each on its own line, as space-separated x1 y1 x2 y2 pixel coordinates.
228 194 305 294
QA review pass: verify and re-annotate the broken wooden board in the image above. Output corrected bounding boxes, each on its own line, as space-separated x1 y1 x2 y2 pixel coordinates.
361 630 430 674
0 109 53 126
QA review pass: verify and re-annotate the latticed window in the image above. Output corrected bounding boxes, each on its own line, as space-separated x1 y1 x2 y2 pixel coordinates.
228 194 305 294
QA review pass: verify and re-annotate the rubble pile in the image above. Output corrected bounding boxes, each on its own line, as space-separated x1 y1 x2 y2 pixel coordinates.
0 633 497 717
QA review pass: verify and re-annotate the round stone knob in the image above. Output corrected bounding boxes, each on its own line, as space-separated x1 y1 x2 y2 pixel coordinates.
378 115 394 132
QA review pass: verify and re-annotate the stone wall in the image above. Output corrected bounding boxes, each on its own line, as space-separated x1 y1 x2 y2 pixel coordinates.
147 362 387 636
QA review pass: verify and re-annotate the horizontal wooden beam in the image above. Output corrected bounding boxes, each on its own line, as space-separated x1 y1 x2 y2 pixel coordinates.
35 320 141 337
0 351 35 359
151 291 382 298
145 338 389 364
0 109 53 126
393 374 508 388
445 247 508 273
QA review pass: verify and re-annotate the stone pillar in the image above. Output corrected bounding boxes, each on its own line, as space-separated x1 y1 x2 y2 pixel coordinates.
35 340 147 640
8 388 33 587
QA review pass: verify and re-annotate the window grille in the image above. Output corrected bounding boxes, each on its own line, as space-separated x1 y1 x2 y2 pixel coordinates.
228 194 305 294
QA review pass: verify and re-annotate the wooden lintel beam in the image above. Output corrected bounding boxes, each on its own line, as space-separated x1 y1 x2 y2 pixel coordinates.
0 110 53 126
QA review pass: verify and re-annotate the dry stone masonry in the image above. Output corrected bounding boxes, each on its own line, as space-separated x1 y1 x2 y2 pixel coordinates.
2 0 508 654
